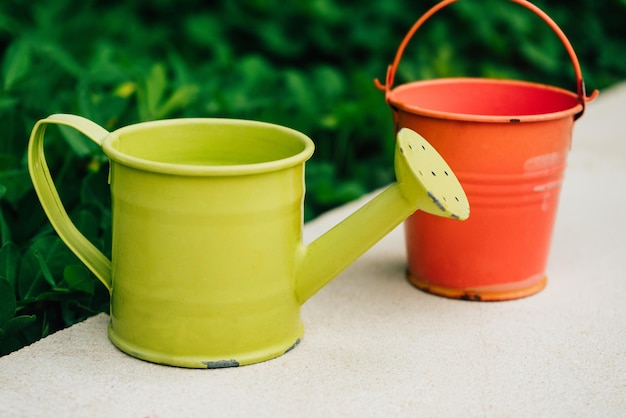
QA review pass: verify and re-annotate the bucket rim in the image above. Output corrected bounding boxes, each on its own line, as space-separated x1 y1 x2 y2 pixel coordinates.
387 77 584 123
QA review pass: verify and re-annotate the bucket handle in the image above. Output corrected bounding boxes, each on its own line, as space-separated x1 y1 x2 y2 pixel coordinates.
374 0 598 120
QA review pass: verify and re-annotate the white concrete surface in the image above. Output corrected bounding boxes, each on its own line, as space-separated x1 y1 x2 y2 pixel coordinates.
1 83 625 417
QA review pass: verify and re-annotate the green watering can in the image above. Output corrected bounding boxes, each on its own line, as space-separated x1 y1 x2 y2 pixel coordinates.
28 114 468 368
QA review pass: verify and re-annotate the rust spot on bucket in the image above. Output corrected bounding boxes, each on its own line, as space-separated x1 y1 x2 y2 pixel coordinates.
459 293 482 301
509 118 521 123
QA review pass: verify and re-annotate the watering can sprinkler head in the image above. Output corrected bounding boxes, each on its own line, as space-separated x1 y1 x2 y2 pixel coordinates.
394 128 469 221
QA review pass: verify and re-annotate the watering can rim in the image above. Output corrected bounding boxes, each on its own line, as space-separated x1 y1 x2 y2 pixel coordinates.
102 118 315 177
387 77 584 123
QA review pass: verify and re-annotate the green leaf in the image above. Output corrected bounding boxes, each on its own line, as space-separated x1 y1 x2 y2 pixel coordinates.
41 310 49 338
258 21 302 57
4 191 48 245
520 41 561 74
2 40 32 91
313 66 346 100
0 315 37 338
0 278 16 325
0 168 32 207
0 242 20 291
35 289 73 301
284 70 315 116
185 14 224 48
80 171 112 234
139 63 168 121
0 206 11 246
71 209 100 243
34 251 57 288
18 236 77 299
63 264 95 295
0 13 19 35
0 154 17 170
154 84 199 119
33 41 82 76
15 296 37 310
58 125 101 158
0 97 18 114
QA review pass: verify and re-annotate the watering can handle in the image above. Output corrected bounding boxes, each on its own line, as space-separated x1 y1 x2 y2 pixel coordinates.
27 114 113 293
374 0 598 119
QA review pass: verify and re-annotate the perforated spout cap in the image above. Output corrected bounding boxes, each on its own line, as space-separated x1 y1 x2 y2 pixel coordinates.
394 128 469 220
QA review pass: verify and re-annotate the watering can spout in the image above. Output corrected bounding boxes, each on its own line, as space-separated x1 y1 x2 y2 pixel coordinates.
295 128 469 304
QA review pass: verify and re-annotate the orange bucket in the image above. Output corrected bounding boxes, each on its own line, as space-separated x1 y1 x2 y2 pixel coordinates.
376 0 598 301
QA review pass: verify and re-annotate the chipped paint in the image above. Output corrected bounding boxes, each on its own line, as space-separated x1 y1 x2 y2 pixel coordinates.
427 191 446 212
202 359 240 369
284 338 301 354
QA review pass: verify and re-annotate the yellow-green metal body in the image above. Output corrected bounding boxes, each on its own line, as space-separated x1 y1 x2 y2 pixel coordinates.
28 115 467 368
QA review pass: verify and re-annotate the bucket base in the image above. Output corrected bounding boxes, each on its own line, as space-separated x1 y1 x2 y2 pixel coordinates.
407 271 547 301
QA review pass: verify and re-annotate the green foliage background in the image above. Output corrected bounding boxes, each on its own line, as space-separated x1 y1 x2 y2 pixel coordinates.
1 0 624 354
